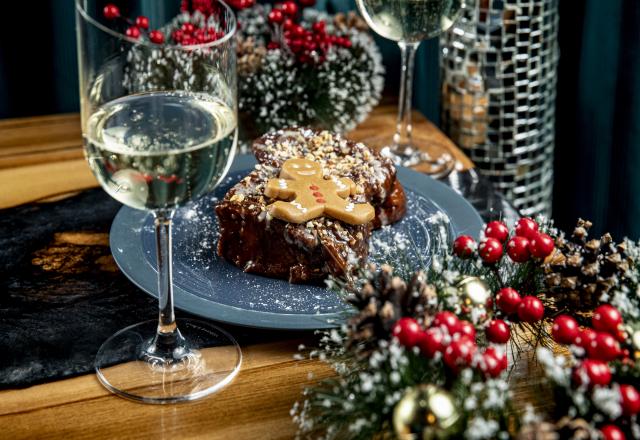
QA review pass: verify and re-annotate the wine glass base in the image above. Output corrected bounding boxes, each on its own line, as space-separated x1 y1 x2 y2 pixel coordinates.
95 319 241 404
358 134 456 178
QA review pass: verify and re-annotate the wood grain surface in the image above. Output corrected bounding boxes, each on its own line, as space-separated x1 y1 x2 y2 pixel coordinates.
0 341 334 439
0 107 477 439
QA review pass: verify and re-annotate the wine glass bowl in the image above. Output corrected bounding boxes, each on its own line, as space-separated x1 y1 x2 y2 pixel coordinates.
85 90 237 210
356 0 463 42
76 0 241 403
356 0 464 169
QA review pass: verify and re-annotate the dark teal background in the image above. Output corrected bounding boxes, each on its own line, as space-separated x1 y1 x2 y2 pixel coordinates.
0 1 638 239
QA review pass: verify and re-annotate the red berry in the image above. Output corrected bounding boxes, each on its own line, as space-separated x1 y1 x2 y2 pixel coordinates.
418 327 445 358
103 4 120 19
592 304 623 336
481 347 507 377
181 22 195 34
515 217 539 239
172 30 184 42
268 8 284 24
312 20 326 33
290 39 305 52
443 336 476 371
507 236 531 263
267 41 280 50
235 0 255 8
600 426 626 440
453 235 476 259
125 26 141 39
496 287 522 314
299 0 316 6
149 30 165 44
574 328 597 350
485 319 511 344
620 384 640 416
588 332 621 361
458 320 476 339
478 238 503 264
485 221 509 243
573 359 612 386
281 1 298 16
517 296 544 322
528 232 555 258
293 25 306 37
135 16 149 30
432 311 460 336
392 317 422 348
551 315 580 345
342 38 352 48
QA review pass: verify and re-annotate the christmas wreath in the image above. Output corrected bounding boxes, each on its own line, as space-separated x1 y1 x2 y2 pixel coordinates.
292 217 640 439
235 4 384 138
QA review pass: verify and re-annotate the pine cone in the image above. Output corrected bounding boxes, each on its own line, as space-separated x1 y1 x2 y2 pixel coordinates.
346 265 437 353
542 219 634 314
517 421 559 440
333 11 369 32
556 417 597 439
518 418 596 440
237 36 266 76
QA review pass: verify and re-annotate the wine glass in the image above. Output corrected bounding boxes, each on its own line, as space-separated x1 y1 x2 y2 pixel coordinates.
356 0 464 169
75 0 241 403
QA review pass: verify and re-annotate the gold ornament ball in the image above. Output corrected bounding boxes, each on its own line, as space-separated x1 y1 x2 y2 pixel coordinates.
393 385 461 440
457 277 491 307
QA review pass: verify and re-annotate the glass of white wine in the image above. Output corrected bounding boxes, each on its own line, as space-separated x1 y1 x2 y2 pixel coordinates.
356 0 464 168
75 0 241 403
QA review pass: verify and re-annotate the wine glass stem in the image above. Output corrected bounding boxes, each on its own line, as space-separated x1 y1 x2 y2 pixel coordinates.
153 210 183 353
393 40 421 152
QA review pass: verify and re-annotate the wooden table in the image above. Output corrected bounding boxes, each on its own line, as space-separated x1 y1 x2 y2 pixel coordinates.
0 107 478 439
0 108 473 210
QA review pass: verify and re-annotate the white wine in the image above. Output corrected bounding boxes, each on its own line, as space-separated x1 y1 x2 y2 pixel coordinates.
356 0 463 42
85 91 237 211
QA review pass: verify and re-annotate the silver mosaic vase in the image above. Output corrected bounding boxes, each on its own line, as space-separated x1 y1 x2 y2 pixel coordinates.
440 0 559 217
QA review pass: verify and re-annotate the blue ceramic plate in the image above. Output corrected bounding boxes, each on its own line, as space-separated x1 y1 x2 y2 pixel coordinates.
110 155 483 330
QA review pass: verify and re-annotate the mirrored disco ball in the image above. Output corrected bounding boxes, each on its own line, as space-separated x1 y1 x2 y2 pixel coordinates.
440 0 559 217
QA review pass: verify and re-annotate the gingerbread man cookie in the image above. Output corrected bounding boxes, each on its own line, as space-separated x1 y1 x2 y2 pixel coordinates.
264 158 375 225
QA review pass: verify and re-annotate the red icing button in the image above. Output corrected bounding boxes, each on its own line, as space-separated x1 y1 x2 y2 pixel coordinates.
309 185 319 190
312 191 323 197
316 198 326 203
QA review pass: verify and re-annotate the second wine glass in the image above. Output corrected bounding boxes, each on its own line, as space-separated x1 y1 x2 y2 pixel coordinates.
356 0 463 170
